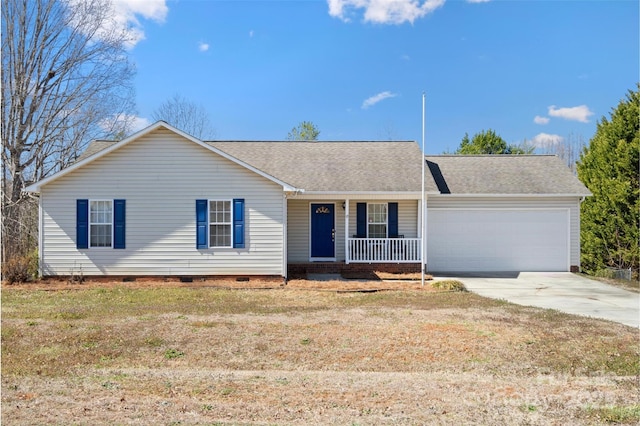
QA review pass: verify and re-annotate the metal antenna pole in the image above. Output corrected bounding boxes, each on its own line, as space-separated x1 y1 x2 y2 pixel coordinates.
421 92 426 287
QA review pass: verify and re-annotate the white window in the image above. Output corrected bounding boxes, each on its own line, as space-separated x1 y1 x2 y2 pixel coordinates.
90 200 112 247
209 200 232 247
367 203 387 238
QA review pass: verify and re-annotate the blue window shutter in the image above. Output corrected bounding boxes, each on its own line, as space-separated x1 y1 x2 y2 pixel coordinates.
76 199 89 249
233 198 245 249
388 202 398 237
196 199 208 249
356 203 366 238
113 199 126 249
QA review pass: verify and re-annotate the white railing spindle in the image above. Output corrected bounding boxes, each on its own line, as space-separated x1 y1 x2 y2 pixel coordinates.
347 238 421 263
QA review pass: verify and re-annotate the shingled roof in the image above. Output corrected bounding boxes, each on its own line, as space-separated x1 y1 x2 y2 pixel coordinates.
72 134 590 196
75 140 117 162
209 141 435 193
425 155 591 195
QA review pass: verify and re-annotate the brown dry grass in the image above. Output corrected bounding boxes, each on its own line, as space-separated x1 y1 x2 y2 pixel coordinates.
2 279 639 425
582 273 640 293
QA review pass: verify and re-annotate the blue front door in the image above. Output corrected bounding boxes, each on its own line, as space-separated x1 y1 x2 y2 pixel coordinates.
311 203 335 258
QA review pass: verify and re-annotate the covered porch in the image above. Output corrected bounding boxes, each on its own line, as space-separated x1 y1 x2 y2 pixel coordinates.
285 196 425 266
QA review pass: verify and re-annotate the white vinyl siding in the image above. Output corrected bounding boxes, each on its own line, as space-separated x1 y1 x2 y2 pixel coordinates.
427 196 582 271
40 128 284 276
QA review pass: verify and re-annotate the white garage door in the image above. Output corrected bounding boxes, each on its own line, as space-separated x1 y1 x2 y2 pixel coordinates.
427 209 569 272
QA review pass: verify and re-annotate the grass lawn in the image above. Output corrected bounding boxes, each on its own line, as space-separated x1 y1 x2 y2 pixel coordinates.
2 280 639 425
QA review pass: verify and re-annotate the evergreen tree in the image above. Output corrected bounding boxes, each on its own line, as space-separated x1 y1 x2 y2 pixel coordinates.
577 86 639 276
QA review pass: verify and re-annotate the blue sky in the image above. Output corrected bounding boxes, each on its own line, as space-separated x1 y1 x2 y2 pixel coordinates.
118 0 638 154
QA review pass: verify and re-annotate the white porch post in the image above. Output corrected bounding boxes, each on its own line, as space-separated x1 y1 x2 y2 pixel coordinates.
417 200 422 242
344 199 350 264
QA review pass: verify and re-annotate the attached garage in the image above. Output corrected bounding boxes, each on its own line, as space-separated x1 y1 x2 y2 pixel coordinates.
427 208 569 272
424 155 591 273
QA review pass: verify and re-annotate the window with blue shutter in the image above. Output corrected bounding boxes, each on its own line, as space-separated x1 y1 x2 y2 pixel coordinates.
76 199 89 249
196 199 246 249
233 198 245 249
196 199 208 249
356 202 398 238
113 199 126 249
78 199 126 249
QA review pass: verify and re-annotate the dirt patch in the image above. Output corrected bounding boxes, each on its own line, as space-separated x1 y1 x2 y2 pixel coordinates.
3 276 446 293
2 277 285 291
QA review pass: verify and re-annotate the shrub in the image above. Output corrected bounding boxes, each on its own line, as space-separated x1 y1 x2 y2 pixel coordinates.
431 279 466 292
2 251 38 284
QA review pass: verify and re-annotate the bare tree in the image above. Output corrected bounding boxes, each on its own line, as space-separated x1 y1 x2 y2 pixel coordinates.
377 121 400 141
540 133 586 174
2 0 136 262
151 94 216 140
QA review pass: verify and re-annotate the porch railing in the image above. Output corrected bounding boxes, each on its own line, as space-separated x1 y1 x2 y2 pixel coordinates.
347 238 421 263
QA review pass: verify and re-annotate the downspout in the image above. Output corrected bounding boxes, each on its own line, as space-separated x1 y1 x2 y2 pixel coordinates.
283 193 288 281
37 193 43 277
344 199 350 264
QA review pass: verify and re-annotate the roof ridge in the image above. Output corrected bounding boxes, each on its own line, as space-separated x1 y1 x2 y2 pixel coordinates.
207 140 417 143
425 154 557 157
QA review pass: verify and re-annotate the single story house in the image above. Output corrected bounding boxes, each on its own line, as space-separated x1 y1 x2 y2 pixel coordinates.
25 121 591 278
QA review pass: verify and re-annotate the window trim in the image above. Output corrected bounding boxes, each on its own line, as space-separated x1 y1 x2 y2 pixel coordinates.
208 199 233 249
367 202 388 238
89 199 114 248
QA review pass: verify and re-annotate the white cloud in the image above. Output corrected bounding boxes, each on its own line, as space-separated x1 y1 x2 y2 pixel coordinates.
362 91 397 109
109 0 168 47
531 133 564 148
249 30 255 38
66 0 168 48
534 115 550 125
328 0 445 24
547 104 594 123
198 42 210 52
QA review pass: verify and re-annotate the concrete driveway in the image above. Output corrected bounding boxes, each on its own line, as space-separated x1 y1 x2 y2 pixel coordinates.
444 272 639 328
